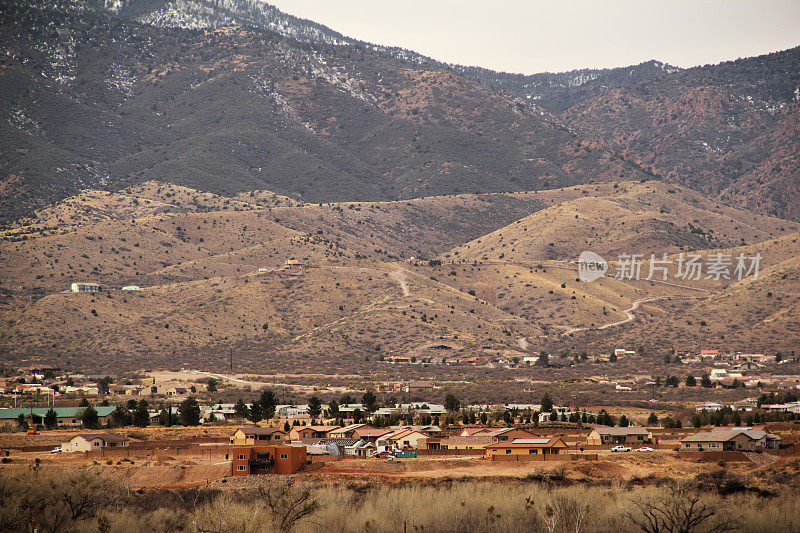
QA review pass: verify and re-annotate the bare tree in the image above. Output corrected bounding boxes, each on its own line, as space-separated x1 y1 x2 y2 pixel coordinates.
625 483 736 533
258 477 321 532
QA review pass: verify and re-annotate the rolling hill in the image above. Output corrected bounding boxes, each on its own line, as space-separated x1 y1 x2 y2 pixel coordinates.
2 180 798 371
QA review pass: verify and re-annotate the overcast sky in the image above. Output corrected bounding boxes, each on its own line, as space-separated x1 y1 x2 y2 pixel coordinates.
269 0 800 74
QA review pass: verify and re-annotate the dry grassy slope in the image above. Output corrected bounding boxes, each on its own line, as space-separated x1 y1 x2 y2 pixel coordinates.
594 255 800 355
445 181 797 262
560 233 800 354
0 261 541 371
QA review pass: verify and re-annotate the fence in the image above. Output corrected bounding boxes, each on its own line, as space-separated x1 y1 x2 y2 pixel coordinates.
489 453 598 462
417 448 486 456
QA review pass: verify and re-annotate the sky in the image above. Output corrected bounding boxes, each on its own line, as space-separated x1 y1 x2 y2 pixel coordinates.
268 0 800 74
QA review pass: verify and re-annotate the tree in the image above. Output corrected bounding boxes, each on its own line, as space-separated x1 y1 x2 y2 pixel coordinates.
647 412 659 426
308 396 322 420
134 400 150 427
249 402 263 423
179 397 201 426
541 393 554 413
257 478 321 532
537 351 549 367
618 415 629 427
700 374 712 388
44 408 58 430
259 389 278 419
16 414 28 429
126 399 138 411
283 421 291 433
352 409 363 423
206 378 218 392
549 410 558 422
444 393 460 412
80 406 100 429
663 354 671 364
625 483 734 533
97 377 112 395
361 391 377 413
79 397 90 407
685 375 697 387
111 406 132 428
327 399 339 418
609 352 618 363
234 398 249 419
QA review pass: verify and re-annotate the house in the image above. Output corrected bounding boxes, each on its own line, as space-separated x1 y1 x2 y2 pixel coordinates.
230 445 306 476
459 427 537 442
485 437 569 459
284 259 302 268
680 428 780 451
377 428 429 450
695 402 724 412
121 285 141 291
229 428 287 445
0 406 117 427
289 425 340 441
71 282 101 293
586 426 652 445
425 436 494 450
62 433 130 453
388 425 441 436
344 440 376 457
327 423 383 439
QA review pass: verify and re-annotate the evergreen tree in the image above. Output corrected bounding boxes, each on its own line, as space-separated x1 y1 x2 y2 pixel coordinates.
361 391 377 413
134 400 150 427
259 389 278 419
327 400 339 418
618 415 629 427
685 375 697 387
234 398 249 419
700 374 712 388
81 406 100 429
308 396 322 420
44 408 58 430
647 412 659 426
444 393 460 412
179 397 201 426
111 406 132 428
540 393 554 413
248 402 263 423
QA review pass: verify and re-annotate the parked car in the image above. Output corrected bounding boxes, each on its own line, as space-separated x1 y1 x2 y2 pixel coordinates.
50 447 61 454
374 451 393 458
635 447 654 452
610 446 632 452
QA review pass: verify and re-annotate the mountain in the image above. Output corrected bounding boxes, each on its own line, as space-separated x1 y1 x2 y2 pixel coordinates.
107 0 437 64
0 0 646 222
562 47 800 220
455 60 682 113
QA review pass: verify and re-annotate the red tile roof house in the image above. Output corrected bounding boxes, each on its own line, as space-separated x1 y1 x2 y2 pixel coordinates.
230 445 306 476
289 425 340 441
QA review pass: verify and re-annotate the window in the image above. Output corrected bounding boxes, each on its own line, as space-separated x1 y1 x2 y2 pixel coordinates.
280 454 288 459
529 449 537 454
505 449 512 454
236 454 246 460
237 465 246 471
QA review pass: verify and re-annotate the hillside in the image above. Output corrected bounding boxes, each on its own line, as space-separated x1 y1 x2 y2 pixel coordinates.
456 60 682 113
2 181 798 371
562 47 800 220
0 0 647 221
445 181 798 263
